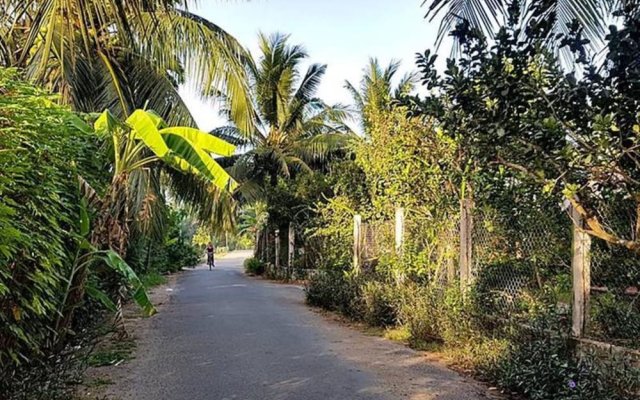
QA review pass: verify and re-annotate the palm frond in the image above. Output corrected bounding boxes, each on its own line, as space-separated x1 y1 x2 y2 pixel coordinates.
394 72 418 99
210 126 254 147
164 168 236 233
423 0 506 49
422 0 612 62
133 9 256 134
233 180 266 204
128 166 167 242
291 132 355 165
347 57 413 125
344 80 365 112
293 63 326 103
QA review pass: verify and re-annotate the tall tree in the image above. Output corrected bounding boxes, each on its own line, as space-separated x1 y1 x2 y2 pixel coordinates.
0 0 255 129
211 32 354 197
344 58 416 131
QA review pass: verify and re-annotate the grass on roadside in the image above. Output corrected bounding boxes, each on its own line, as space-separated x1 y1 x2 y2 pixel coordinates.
86 377 114 387
141 271 167 288
88 338 136 367
383 326 411 343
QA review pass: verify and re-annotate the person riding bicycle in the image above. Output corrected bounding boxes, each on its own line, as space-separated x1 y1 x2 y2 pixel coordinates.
206 242 215 270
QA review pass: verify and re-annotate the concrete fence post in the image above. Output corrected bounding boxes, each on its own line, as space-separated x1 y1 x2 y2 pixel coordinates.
459 198 474 292
353 214 362 271
395 207 405 255
265 229 269 263
571 206 592 338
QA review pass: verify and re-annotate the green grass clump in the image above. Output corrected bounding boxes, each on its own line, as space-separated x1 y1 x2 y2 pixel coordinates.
141 271 168 288
88 339 136 367
244 257 265 275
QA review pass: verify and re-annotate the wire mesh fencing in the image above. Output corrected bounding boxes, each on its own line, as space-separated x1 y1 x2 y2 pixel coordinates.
587 201 640 349
470 204 572 326
268 196 640 355
404 214 460 283
359 220 395 268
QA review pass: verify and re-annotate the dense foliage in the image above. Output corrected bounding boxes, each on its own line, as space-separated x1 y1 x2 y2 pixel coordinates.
0 69 237 398
0 68 108 366
410 0 640 253
0 0 254 129
244 257 266 275
298 2 640 399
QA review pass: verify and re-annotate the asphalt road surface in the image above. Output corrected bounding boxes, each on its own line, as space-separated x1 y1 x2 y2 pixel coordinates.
110 251 491 400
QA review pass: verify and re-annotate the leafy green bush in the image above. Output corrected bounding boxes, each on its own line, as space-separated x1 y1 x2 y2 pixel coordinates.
590 293 640 347
493 332 640 400
126 237 170 274
361 281 398 327
141 272 168 288
166 241 200 272
305 270 363 319
0 68 107 367
395 284 443 345
244 257 265 275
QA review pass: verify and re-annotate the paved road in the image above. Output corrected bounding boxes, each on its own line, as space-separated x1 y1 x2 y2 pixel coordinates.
113 251 491 400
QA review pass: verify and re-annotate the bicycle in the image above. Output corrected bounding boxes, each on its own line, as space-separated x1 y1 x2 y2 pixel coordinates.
207 253 214 270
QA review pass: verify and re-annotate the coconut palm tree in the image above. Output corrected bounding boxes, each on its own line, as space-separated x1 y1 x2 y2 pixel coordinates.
238 202 269 236
210 32 354 197
344 58 416 131
422 0 623 61
0 0 255 129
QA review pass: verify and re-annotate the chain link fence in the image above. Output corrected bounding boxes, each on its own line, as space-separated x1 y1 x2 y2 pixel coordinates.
471 203 571 326
360 220 395 267
588 201 640 349
346 199 640 355
264 197 640 354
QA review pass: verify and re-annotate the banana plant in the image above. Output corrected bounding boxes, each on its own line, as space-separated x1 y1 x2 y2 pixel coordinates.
55 200 155 343
87 108 238 254
59 109 238 335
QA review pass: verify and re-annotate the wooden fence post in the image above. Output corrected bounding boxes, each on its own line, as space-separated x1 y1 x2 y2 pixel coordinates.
275 229 280 270
353 214 362 271
395 207 405 255
288 223 295 272
571 206 592 338
459 198 473 292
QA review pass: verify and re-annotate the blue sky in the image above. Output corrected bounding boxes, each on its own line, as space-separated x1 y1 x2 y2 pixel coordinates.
179 0 451 131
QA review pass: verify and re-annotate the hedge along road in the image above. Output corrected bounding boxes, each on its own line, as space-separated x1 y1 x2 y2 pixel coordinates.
102 250 497 400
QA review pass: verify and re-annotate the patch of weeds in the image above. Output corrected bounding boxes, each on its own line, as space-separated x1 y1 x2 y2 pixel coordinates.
384 326 411 343
410 339 444 352
361 325 385 336
87 377 115 387
88 339 136 367
141 271 168 288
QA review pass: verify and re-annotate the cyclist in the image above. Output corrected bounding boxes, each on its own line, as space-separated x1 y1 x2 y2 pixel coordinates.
206 242 215 270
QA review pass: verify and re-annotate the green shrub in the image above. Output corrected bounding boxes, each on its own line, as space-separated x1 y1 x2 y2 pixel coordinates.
0 68 107 367
361 280 398 327
305 270 363 319
126 237 170 274
141 271 168 288
396 284 439 345
492 332 640 400
590 293 640 347
244 257 265 275
395 283 472 346
166 241 200 272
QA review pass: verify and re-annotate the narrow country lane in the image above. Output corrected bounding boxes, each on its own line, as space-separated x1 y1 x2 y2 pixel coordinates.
105 251 495 400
